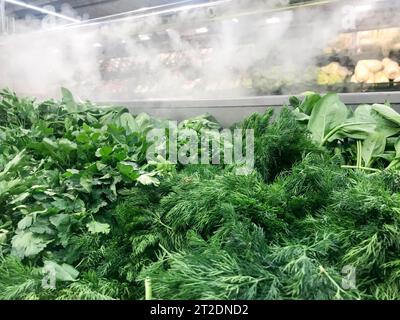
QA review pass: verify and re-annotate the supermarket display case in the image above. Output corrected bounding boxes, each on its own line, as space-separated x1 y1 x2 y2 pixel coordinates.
72 0 399 124
4 0 400 124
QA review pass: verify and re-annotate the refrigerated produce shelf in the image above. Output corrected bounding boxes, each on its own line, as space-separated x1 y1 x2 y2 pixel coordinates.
100 91 400 126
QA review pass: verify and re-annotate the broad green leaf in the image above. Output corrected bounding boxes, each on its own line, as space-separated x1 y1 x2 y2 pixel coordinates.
58 138 77 152
11 231 49 258
36 120 54 136
95 146 113 158
71 198 85 212
90 132 102 142
137 173 160 186
395 138 400 158
76 132 90 144
135 113 152 130
118 113 138 133
307 93 350 144
17 215 33 230
327 104 396 142
111 176 122 196
67 169 80 175
96 162 107 171
29 219 54 235
362 132 386 167
354 104 400 138
86 221 110 235
99 173 111 180
107 124 126 144
289 96 301 109
298 93 321 115
292 108 310 122
49 214 70 228
80 176 93 193
353 104 374 122
113 147 128 161
99 109 121 125
0 150 25 178
42 137 58 149
117 161 139 180
0 229 8 244
10 192 30 205
90 200 108 214
372 104 400 126
376 152 395 162
328 121 376 142
43 260 79 282
82 123 92 132
52 198 69 211
61 87 78 113
0 179 21 200
85 163 98 175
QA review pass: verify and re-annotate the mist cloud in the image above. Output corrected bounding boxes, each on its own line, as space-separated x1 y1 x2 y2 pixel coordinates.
0 0 381 101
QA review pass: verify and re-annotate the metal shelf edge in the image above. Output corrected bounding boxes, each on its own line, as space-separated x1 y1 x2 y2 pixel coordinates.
98 91 400 109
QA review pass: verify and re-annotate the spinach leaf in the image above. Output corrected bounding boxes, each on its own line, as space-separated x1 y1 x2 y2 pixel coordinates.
307 93 350 144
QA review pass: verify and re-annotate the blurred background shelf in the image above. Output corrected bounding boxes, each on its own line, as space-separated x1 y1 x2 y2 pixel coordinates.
2 0 400 103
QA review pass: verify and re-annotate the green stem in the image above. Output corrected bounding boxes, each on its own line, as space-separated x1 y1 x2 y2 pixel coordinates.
341 165 381 173
156 214 173 231
356 140 362 169
145 277 152 300
319 266 349 299
341 165 381 172
320 122 375 146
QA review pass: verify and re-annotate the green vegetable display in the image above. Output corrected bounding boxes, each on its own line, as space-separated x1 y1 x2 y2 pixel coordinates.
290 92 400 171
1 88 400 300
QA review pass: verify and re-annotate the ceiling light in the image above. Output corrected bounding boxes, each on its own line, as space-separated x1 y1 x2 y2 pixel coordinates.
266 17 280 24
93 43 102 48
48 0 232 31
195 27 208 34
138 34 151 41
5 0 79 22
231 18 239 23
356 4 372 12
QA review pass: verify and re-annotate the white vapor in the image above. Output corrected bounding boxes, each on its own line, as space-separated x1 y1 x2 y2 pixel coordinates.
0 0 389 101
